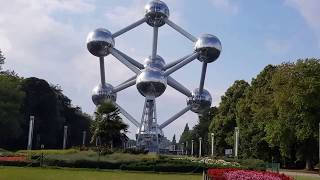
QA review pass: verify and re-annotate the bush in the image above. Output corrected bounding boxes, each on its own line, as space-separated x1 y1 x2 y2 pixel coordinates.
123 148 148 154
44 159 121 169
120 159 204 173
0 160 39 167
17 149 79 156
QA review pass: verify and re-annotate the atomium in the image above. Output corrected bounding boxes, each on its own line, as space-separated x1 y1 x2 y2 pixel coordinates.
145 0 170 27
91 83 116 106
87 28 114 57
86 0 222 153
136 69 167 97
187 88 212 114
195 34 222 63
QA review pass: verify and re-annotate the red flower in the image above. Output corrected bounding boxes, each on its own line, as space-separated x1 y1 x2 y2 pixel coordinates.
207 168 293 180
0 156 28 162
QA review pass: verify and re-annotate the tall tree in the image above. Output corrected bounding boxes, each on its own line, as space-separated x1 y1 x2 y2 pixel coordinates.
172 134 176 144
91 101 128 149
268 59 320 169
209 80 249 156
0 73 25 149
0 49 5 71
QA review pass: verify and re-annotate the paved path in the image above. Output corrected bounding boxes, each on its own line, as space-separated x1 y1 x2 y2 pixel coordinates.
280 170 320 178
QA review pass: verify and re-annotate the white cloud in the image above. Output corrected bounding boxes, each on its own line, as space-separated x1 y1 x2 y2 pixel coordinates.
285 0 320 48
210 0 239 15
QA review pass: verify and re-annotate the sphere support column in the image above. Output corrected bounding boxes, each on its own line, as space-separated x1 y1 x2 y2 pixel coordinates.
137 97 162 153
99 57 106 87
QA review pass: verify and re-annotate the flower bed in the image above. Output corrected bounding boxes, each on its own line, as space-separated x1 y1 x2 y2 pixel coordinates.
0 156 27 162
207 168 293 180
172 157 241 168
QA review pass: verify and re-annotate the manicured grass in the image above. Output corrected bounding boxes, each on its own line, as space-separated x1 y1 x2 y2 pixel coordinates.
294 176 320 180
0 166 201 180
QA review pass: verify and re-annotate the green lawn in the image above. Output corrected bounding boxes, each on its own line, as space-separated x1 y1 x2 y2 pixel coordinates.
0 167 201 180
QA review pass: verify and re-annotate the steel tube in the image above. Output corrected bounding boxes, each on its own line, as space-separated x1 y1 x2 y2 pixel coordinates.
152 26 158 59
113 79 136 93
199 62 207 93
114 102 140 127
112 17 146 38
164 19 197 42
167 77 192 97
159 106 192 129
114 49 144 69
110 48 141 74
164 52 199 76
118 75 137 86
164 54 193 70
99 57 106 87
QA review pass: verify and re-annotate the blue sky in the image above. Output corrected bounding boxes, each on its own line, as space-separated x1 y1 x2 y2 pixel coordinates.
1 0 320 140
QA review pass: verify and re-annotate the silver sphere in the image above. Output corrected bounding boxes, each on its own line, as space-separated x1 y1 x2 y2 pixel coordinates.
145 0 169 27
136 69 167 97
92 83 117 106
144 55 165 71
194 34 222 63
187 88 212 114
87 28 115 57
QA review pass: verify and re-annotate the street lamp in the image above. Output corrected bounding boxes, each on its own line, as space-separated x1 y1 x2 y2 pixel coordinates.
199 137 202 157
211 133 214 156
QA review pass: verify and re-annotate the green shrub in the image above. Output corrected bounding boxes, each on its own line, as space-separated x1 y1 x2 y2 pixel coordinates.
17 149 79 156
123 148 148 154
0 160 39 167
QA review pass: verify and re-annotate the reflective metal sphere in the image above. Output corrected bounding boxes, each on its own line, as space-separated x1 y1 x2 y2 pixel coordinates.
194 34 222 63
187 88 212 114
144 55 165 71
145 0 169 27
92 83 117 106
87 28 115 57
136 69 167 97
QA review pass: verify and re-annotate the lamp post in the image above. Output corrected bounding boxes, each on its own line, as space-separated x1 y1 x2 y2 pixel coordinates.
181 143 184 155
199 137 202 157
82 131 86 147
234 127 239 159
63 125 68 149
191 140 194 156
27 116 35 150
185 141 188 155
211 133 214 157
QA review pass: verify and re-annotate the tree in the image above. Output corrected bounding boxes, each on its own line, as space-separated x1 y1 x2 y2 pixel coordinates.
179 123 191 143
236 66 277 161
91 101 128 149
209 80 249 156
0 73 25 149
193 107 218 155
0 49 5 71
52 86 91 147
268 59 320 169
172 134 176 144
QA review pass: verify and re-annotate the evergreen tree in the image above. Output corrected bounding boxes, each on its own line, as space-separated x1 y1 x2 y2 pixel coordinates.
172 134 176 144
0 49 5 71
91 101 128 149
